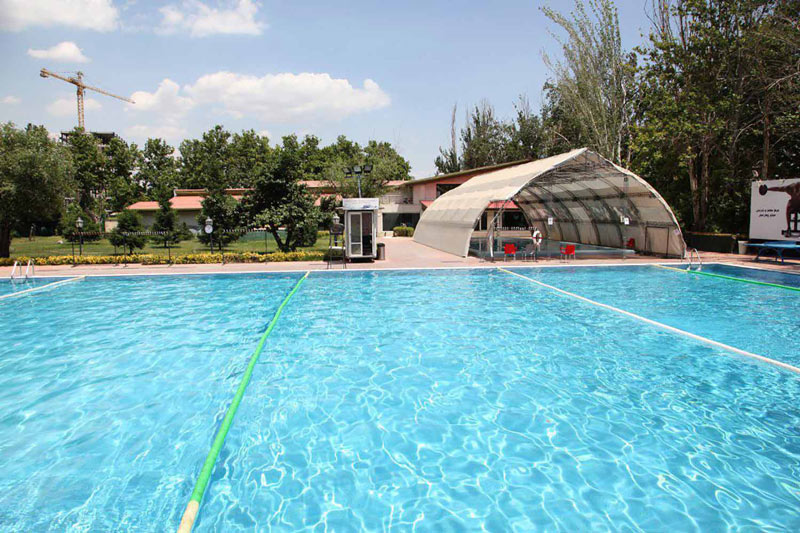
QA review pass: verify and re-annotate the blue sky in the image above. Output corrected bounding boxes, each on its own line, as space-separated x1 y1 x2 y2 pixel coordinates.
0 0 653 177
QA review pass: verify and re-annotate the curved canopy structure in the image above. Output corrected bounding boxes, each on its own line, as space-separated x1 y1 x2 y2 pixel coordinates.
413 148 686 257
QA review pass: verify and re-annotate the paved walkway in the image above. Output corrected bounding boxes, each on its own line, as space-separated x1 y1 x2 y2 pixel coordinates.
1 237 798 278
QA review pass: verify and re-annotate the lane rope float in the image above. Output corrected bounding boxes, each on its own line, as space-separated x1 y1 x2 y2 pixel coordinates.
0 276 86 301
654 264 800 292
177 271 311 533
497 267 800 375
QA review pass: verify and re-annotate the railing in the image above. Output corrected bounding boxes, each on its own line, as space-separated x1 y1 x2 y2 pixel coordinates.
24 259 35 279
687 248 702 271
9 261 19 281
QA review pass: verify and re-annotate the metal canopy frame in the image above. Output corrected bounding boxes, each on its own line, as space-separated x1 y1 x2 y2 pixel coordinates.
413 149 686 258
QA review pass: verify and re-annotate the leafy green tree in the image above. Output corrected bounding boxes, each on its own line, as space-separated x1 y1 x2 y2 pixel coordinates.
323 136 411 197
227 129 274 187
58 203 102 243
109 209 146 254
150 192 191 254
104 137 141 213
63 127 105 216
541 0 636 166
242 140 320 252
196 192 242 251
138 138 177 199
178 125 231 190
459 100 510 169
0 123 73 257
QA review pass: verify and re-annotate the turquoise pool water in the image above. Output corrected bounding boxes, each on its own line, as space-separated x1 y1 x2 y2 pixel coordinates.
0 266 798 531
0 277 66 296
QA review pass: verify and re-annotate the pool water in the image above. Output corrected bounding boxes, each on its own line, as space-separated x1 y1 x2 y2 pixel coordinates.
0 266 799 531
0 277 66 296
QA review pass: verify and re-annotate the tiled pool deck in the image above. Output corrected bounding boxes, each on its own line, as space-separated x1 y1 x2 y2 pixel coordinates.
2 237 798 278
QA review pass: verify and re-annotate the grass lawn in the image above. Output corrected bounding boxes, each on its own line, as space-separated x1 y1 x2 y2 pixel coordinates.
9 231 330 258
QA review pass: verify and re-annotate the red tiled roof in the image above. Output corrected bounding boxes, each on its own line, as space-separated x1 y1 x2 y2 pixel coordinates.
128 194 242 212
420 199 519 210
487 201 519 209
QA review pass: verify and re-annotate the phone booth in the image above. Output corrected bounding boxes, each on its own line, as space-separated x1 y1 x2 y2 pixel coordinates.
343 198 379 260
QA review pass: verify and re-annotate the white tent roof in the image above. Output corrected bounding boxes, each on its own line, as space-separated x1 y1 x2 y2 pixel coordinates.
413 148 686 257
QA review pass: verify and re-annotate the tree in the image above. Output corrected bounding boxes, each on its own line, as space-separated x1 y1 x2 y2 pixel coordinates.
138 138 177 199
0 123 73 257
63 127 105 217
109 209 146 254
542 0 636 166
242 139 320 252
435 104 461 174
460 100 510 169
319 135 411 198
104 137 141 214
178 125 231 190
227 129 274 187
633 0 799 233
196 192 242 251
58 203 102 244
150 192 190 257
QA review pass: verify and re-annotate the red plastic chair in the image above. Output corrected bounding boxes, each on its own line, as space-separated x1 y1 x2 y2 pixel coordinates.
503 243 517 261
559 244 576 261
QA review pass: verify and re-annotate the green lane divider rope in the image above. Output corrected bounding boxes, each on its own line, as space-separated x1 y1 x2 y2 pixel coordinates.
0 276 86 301
177 271 310 533
654 264 800 292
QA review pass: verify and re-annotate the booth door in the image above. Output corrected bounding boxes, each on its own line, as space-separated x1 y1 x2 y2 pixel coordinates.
348 212 362 256
361 212 373 256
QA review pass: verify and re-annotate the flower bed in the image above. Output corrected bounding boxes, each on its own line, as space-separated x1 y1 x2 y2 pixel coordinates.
0 250 325 267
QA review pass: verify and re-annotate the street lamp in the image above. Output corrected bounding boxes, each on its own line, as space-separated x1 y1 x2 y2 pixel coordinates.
344 164 372 198
76 216 84 256
204 217 214 252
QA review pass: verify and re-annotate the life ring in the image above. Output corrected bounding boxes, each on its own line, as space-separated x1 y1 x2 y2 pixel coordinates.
531 229 543 247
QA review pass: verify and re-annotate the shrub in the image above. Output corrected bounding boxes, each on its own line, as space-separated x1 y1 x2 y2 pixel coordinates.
0 251 325 267
393 226 414 237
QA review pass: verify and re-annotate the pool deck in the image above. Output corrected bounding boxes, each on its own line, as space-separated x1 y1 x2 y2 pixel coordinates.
2 237 799 278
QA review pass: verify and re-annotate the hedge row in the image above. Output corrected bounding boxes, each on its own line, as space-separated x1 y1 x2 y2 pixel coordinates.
393 226 415 237
0 250 326 267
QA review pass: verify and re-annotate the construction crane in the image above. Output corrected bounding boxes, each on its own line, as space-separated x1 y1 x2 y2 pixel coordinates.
39 68 134 129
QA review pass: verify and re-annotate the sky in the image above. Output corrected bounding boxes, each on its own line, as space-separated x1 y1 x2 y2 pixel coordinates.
0 0 654 178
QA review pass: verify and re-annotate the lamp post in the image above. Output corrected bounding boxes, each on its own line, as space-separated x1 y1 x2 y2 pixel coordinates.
76 216 84 256
344 164 372 197
204 217 214 252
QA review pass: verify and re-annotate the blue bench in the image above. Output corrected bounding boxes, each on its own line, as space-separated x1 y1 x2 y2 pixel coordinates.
747 241 800 263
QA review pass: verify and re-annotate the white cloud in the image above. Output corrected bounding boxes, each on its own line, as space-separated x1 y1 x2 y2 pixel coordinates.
159 0 264 37
47 96 101 117
185 72 391 122
28 41 90 63
1 96 21 105
257 129 271 139
0 0 118 31
129 79 194 118
125 124 187 141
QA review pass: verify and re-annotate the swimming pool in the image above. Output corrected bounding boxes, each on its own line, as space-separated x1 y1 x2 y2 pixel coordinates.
1 265 798 531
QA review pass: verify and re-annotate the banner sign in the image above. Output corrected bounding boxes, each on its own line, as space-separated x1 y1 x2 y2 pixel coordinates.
343 198 379 210
750 178 800 240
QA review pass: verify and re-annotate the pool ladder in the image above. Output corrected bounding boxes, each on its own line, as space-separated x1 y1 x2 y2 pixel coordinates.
9 259 35 282
686 248 702 271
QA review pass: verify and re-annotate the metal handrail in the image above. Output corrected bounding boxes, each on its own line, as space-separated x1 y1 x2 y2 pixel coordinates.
687 248 702 271
24 259 35 279
9 261 19 281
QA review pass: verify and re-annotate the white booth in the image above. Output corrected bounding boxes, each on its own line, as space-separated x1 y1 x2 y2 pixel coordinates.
343 198 379 260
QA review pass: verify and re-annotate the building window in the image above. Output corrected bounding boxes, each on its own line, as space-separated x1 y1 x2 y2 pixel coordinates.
475 211 488 231
436 183 459 197
383 213 420 229
501 210 528 229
